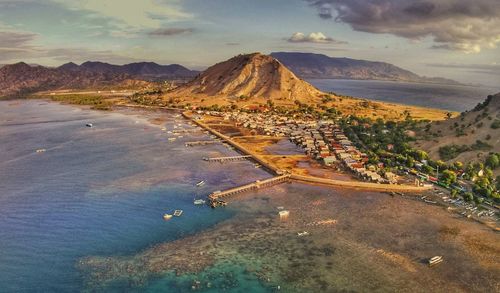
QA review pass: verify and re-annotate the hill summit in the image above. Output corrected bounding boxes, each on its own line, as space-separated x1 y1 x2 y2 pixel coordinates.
168 53 322 101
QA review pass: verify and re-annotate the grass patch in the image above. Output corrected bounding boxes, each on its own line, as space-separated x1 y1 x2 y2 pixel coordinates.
47 94 113 110
438 140 492 160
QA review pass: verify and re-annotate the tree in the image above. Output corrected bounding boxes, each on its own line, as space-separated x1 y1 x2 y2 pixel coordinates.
450 189 459 199
414 150 429 161
463 192 474 202
453 161 464 170
485 153 500 169
441 169 457 185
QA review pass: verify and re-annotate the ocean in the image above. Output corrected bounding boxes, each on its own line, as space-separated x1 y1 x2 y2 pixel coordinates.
1 100 498 292
0 100 271 292
307 79 500 112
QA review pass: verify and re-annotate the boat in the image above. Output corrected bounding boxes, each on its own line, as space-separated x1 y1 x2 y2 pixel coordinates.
173 210 183 217
168 138 176 142
297 231 309 237
196 180 205 187
279 210 290 220
194 199 206 205
428 256 443 266
35 149 46 153
86 123 93 128
163 214 173 220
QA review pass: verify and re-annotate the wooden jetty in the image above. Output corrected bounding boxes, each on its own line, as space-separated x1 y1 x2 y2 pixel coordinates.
185 140 219 147
208 175 291 207
172 129 200 134
203 155 252 163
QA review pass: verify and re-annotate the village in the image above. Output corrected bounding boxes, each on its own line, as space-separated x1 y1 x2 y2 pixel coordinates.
187 110 499 222
198 111 399 185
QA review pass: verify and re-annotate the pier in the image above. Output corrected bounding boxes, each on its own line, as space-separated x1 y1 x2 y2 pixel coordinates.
208 175 291 206
185 140 219 147
183 112 281 175
172 129 200 134
182 111 431 207
203 155 252 163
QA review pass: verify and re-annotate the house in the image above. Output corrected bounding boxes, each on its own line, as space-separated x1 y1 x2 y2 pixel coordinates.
323 156 337 166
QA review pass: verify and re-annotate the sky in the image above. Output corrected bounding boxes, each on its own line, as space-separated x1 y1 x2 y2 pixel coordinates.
0 0 499 86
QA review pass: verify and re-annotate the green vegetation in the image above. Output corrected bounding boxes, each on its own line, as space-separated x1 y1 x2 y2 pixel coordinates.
439 144 470 161
490 119 500 129
48 94 113 110
438 140 492 160
341 115 500 204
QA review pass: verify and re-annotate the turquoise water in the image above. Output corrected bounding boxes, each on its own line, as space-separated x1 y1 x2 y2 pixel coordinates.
0 101 271 292
308 79 499 112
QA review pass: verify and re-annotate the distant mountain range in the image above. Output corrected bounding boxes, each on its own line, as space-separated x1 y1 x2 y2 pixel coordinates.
0 61 198 98
271 52 461 85
0 62 150 98
58 61 198 80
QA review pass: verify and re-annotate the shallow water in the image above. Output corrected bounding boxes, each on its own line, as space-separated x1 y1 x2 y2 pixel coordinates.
0 101 270 292
1 101 498 293
308 79 499 112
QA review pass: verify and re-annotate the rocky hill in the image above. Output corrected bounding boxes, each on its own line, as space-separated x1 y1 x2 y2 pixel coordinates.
0 60 198 98
0 62 150 98
271 52 460 85
160 53 448 121
61 61 198 80
168 53 322 102
414 93 500 167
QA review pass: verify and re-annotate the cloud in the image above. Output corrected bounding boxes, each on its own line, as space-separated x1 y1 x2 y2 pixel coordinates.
148 27 194 37
51 0 192 29
305 0 500 53
287 32 346 44
0 28 135 64
427 62 500 75
0 30 37 48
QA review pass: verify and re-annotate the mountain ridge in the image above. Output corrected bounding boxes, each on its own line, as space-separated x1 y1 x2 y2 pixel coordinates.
270 52 461 85
0 62 147 98
167 52 322 101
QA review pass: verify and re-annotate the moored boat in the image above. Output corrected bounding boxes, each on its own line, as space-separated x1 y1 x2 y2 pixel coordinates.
173 210 183 216
194 199 206 205
196 180 205 187
163 214 173 220
428 256 443 266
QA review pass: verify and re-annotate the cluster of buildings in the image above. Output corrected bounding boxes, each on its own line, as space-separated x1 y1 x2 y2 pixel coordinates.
203 111 398 184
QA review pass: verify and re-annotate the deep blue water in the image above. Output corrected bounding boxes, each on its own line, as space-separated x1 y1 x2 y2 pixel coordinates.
307 79 500 112
0 101 271 292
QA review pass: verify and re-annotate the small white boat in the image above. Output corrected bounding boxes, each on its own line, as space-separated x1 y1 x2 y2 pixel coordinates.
297 231 309 237
86 123 93 128
168 138 176 142
428 256 443 266
163 214 173 220
279 210 290 220
161 127 167 131
194 199 206 205
173 210 183 217
196 180 205 187
35 149 46 153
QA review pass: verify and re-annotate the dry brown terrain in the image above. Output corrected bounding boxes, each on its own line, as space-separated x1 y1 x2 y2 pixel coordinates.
163 53 450 121
414 93 500 169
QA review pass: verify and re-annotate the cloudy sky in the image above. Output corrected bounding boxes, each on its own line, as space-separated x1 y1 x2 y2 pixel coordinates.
0 0 499 86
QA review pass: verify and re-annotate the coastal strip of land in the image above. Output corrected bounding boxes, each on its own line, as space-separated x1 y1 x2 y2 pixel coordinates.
183 111 431 196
